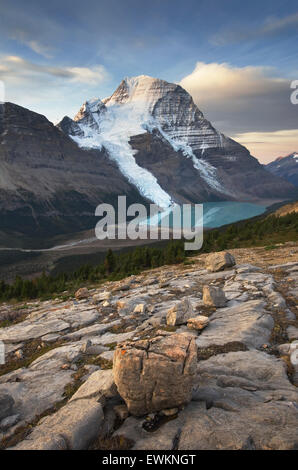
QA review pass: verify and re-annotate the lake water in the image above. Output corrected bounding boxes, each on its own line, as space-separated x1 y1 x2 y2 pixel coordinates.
145 201 266 230
202 201 266 228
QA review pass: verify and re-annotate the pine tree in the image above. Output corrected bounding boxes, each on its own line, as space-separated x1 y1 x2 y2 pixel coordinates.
104 249 116 274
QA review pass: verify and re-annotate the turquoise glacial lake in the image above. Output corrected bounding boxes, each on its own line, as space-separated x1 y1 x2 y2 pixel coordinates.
202 201 266 228
146 201 267 230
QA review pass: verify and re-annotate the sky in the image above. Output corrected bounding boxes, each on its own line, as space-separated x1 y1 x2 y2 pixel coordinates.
0 0 297 163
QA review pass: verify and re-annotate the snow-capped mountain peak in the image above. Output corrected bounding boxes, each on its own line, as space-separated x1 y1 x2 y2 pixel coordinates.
265 152 298 187
59 75 232 206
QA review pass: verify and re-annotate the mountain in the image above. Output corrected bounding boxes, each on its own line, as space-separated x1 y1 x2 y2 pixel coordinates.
59 75 297 206
265 153 298 187
0 102 147 246
0 76 296 246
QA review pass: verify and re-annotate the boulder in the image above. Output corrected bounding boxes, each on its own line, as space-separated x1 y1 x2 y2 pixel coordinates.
75 288 89 300
0 393 14 420
166 299 194 326
203 286 227 307
187 316 209 331
113 333 197 416
205 252 236 272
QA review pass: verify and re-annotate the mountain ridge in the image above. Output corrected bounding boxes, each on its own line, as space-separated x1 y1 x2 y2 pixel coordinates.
265 152 298 187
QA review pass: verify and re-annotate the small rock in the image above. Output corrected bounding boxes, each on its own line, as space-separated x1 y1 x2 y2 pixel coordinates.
159 279 170 288
80 340 92 353
203 285 226 307
80 340 106 356
117 301 126 310
166 299 194 326
102 300 110 307
287 326 298 341
113 404 129 420
93 291 111 303
133 303 147 314
61 363 70 370
187 315 209 331
112 282 131 293
0 414 20 431
14 349 23 359
276 343 291 355
75 288 89 300
205 251 236 272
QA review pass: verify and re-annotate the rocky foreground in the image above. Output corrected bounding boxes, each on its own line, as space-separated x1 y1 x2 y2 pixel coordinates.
0 244 297 450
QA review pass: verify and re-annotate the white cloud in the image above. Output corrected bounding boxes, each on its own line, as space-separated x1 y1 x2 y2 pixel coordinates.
0 55 111 123
180 62 285 98
180 62 298 162
0 56 109 85
22 40 54 59
66 66 108 84
180 62 297 134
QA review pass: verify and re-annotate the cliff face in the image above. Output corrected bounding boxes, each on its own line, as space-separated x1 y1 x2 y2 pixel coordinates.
60 75 297 205
0 102 147 244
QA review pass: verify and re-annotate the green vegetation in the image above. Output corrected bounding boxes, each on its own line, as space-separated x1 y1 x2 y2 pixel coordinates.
0 211 297 304
201 211 298 252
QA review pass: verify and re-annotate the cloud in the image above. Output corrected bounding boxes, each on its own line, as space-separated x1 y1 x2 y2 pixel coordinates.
0 54 111 123
233 130 298 163
0 56 109 85
180 62 297 135
180 62 298 162
0 2 66 58
21 40 54 59
67 66 108 85
211 12 298 46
